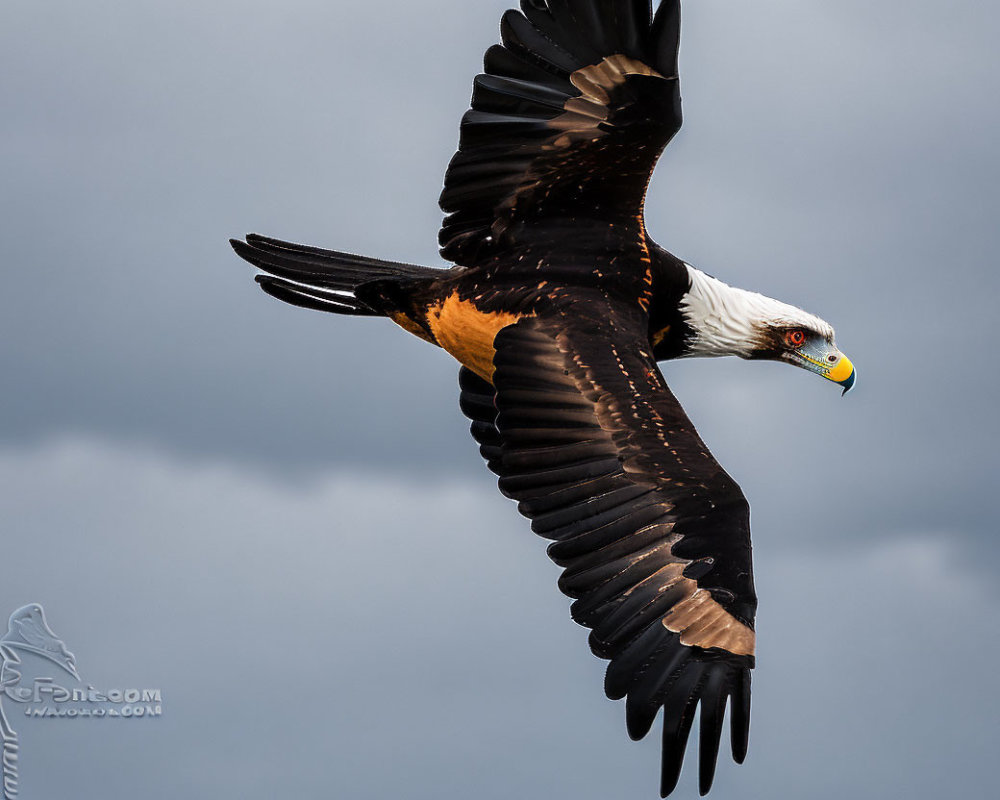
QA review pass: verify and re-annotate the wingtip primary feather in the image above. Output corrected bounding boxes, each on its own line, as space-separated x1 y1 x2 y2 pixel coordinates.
697 672 728 795
730 669 751 764
659 699 697 797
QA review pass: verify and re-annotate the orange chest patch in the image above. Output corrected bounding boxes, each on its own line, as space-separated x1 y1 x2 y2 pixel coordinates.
425 292 526 382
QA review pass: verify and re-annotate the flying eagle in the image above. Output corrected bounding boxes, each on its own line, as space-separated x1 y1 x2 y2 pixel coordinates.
231 0 855 795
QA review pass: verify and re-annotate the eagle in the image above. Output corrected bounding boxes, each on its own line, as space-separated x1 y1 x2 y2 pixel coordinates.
231 1 855 795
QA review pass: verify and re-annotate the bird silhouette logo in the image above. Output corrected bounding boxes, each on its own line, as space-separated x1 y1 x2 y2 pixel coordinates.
0 604 80 799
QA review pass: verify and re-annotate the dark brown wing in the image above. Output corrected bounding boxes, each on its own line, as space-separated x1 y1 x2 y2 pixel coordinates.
459 312 756 797
439 0 682 264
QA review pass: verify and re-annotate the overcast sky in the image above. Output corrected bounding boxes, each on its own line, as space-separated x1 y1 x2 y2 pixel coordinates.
1 1 997 798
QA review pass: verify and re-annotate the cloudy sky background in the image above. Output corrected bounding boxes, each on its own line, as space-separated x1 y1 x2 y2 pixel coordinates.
1 1 997 797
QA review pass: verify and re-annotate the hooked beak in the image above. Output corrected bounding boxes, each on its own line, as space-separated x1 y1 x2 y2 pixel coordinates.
836 361 857 395
789 342 857 396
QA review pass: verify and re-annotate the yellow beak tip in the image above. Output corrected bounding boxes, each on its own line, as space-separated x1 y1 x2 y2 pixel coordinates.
827 354 855 385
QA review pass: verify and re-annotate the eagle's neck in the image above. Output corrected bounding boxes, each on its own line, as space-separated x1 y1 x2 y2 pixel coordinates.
677 265 828 358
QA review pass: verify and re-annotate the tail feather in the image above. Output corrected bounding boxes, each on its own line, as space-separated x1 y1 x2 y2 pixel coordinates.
231 234 441 316
255 276 377 316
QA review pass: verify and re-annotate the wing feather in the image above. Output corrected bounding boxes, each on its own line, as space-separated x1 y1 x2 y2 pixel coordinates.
458 309 757 796
439 0 683 264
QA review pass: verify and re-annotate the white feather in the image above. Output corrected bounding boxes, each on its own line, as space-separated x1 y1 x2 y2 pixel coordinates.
678 265 834 358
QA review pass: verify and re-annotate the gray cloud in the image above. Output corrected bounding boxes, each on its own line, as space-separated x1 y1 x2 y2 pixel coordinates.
2 0 996 569
1 0 998 795
0 440 995 798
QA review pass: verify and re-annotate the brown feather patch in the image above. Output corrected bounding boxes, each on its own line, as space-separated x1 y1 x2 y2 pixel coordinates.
545 55 667 147
389 311 436 344
426 292 527 382
662 589 756 657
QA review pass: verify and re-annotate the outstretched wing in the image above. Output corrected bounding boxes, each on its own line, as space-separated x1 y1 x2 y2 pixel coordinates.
459 312 756 797
439 0 682 264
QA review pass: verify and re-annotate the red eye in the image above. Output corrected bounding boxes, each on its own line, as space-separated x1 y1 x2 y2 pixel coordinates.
785 329 807 348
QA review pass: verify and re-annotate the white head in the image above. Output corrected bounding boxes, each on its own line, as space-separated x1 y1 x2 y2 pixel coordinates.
678 265 856 391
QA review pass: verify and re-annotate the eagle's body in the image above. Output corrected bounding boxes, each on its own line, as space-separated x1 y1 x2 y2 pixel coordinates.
231 1 854 796
361 238 691 380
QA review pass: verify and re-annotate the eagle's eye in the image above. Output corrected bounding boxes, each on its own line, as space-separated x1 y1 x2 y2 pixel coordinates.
784 329 807 348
